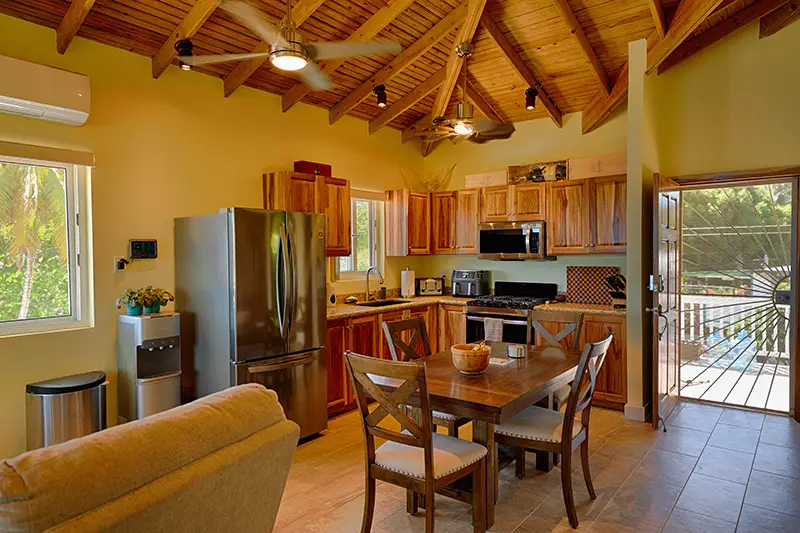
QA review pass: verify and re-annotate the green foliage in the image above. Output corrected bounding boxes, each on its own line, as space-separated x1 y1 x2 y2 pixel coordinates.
116 288 145 308
141 286 174 307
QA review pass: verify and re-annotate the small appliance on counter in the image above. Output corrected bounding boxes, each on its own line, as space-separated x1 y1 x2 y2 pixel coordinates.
401 267 415 298
451 269 491 297
416 277 444 296
326 282 336 308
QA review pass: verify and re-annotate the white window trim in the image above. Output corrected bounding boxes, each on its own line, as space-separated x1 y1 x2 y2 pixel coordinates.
335 196 384 281
0 154 94 338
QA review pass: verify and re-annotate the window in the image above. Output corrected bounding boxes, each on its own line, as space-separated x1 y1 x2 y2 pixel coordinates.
0 155 93 337
336 197 383 279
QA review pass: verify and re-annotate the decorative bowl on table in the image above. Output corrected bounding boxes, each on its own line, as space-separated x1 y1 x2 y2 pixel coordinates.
451 343 491 375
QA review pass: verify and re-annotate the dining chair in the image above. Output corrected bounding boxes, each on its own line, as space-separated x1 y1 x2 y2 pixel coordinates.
494 334 613 529
382 317 471 437
528 310 584 409
344 351 487 533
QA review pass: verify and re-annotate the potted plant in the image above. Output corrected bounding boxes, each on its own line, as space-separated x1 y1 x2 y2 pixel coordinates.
142 286 174 314
117 288 144 316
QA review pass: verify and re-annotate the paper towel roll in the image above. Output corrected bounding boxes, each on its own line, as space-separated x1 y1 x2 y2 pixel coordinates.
401 268 415 298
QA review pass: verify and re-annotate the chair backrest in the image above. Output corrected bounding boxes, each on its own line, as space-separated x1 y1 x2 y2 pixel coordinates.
528 310 584 351
344 351 434 472
561 334 613 441
381 317 432 361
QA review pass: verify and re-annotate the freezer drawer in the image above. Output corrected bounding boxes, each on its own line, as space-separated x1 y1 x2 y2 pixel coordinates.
235 349 327 438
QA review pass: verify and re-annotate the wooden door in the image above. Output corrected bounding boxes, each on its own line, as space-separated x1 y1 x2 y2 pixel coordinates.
455 189 479 255
547 180 588 254
324 176 351 257
582 315 627 408
652 175 681 429
591 175 627 253
347 314 379 409
378 310 405 360
481 186 511 222
438 304 466 349
326 320 348 417
511 183 545 221
408 191 431 255
432 191 456 255
287 172 324 214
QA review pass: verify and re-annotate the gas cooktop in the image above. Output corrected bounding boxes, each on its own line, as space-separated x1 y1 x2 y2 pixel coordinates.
466 295 549 309
465 281 558 315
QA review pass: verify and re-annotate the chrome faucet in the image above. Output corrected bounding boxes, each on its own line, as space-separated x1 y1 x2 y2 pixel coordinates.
365 266 384 301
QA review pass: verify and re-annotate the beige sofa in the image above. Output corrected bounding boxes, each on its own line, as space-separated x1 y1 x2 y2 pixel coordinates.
0 384 299 533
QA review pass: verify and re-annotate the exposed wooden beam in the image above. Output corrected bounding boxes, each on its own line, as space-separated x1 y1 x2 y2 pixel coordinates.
282 0 415 112
760 2 800 38
647 0 726 73
152 0 221 79
646 0 667 37
56 0 96 54
223 0 326 98
464 80 503 123
660 0 787 73
328 1 467 124
403 112 433 143
368 68 445 134
480 12 562 127
549 0 610 94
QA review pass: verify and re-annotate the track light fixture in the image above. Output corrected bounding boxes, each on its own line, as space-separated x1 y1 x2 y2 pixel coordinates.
175 40 194 71
373 85 387 108
525 87 537 110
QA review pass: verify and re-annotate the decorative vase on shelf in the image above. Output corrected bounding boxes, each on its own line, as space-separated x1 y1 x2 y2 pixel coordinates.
126 303 143 316
144 302 161 314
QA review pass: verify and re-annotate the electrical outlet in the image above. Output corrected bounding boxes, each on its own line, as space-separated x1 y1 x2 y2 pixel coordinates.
114 256 126 273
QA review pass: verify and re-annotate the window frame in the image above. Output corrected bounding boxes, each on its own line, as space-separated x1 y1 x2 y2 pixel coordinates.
335 196 383 281
0 154 94 338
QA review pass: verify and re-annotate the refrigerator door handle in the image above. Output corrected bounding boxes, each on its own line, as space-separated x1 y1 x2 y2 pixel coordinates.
287 226 299 337
247 353 314 374
277 224 290 339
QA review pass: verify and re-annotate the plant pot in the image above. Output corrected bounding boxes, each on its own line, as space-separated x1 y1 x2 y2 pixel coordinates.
144 302 161 314
126 303 143 316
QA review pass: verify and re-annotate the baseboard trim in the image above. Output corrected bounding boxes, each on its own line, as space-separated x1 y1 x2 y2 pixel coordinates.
624 403 647 422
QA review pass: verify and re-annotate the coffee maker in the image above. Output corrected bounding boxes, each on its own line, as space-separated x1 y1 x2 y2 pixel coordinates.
451 270 491 297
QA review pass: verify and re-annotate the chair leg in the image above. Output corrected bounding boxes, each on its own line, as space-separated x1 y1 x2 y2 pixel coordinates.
581 439 596 500
515 446 526 479
472 458 486 533
406 490 418 515
552 400 561 467
560 448 578 529
361 476 376 533
425 484 436 533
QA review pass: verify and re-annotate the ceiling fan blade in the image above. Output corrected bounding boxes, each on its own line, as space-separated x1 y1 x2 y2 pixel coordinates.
298 61 335 91
468 123 516 143
305 40 402 61
474 117 500 133
221 0 286 45
179 52 270 66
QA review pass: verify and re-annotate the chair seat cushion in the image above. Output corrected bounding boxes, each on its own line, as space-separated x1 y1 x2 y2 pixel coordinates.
433 410 459 421
375 433 487 480
495 406 582 443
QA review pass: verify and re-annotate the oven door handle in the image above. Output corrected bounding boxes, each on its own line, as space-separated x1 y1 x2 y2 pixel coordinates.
466 316 528 327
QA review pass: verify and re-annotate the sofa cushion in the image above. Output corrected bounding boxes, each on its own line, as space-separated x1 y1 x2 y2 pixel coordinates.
375 433 486 480
494 406 582 443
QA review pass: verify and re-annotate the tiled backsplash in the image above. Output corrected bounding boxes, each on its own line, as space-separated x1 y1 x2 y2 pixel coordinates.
566 266 620 305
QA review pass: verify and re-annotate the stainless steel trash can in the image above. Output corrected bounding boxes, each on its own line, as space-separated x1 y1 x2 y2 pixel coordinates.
26 371 107 451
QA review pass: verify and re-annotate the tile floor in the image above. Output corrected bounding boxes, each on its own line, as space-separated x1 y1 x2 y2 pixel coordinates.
273 402 800 532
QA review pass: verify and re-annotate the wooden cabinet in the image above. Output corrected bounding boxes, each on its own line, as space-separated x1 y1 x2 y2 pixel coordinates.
263 171 352 257
510 183 545 221
455 189 479 255
409 305 437 355
546 175 626 254
385 190 431 256
326 319 348 416
349 314 379 359
438 304 467 350
431 191 456 255
480 185 511 222
378 310 405 360
580 315 627 409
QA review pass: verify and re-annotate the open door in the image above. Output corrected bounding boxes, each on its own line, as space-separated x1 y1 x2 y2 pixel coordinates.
652 175 681 429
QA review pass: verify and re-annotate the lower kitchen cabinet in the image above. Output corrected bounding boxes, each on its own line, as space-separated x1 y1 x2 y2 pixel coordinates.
378 309 405 360
326 320 349 417
580 315 627 409
438 304 466 350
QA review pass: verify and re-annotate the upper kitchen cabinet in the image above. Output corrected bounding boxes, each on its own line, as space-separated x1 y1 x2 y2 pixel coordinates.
546 180 588 254
455 189 479 255
480 185 511 222
431 191 456 255
590 175 627 253
386 190 431 256
510 183 545 221
323 177 351 257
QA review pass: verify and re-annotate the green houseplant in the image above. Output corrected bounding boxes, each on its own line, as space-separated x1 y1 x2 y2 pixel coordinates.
116 288 145 316
142 286 174 314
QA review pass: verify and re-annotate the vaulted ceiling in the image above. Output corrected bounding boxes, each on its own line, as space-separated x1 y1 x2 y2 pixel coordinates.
1 0 797 155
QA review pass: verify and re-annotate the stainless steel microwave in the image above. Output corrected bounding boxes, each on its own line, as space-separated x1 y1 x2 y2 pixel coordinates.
477 221 546 260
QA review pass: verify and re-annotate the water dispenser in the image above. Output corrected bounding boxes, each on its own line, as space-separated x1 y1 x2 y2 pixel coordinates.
117 313 181 422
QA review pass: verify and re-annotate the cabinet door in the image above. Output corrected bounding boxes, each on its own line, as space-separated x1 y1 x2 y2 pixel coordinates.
455 189 479 255
378 310 405 360
324 177 351 257
481 186 511 222
581 315 626 407
287 172 324 214
546 180 588 254
590 175 627 253
511 183 545 221
326 320 348 417
438 304 466 349
431 191 456 255
408 191 431 255
408 306 435 356
347 315 379 408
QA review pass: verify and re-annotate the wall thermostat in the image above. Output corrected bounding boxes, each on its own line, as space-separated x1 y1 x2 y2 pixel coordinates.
130 239 158 259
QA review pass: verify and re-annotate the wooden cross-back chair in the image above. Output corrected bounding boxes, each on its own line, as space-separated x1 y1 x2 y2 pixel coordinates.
494 334 613 529
382 317 471 437
527 310 584 351
344 351 487 533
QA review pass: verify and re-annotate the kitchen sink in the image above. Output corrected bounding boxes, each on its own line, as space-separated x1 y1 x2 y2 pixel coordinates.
355 299 410 308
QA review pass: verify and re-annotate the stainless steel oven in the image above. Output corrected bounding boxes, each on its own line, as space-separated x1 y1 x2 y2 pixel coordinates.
477 221 545 260
465 312 529 344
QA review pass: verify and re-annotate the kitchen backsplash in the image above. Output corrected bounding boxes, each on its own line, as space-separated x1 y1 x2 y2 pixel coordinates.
566 266 620 305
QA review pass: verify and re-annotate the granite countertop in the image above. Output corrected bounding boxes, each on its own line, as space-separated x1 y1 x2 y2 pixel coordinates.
532 301 626 317
327 296 471 320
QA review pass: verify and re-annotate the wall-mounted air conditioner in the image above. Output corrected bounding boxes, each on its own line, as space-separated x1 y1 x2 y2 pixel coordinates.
0 55 90 126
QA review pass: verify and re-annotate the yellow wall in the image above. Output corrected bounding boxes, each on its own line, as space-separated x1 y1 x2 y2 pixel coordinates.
0 14 422 457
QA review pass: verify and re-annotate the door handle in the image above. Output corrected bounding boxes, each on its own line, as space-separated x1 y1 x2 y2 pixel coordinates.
247 353 314 374
646 305 669 340
287 225 298 337
277 225 290 339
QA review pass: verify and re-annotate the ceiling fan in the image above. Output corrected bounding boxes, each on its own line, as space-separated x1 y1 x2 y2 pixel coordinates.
177 0 402 91
416 42 515 144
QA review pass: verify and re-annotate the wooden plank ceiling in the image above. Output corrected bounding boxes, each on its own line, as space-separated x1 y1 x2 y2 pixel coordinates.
0 0 795 148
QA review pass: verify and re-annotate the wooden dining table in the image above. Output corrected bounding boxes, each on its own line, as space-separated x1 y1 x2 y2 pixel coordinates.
372 341 582 529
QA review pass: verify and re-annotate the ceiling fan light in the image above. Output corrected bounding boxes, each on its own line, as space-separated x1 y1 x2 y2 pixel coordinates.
525 87 537 110
374 85 387 108
453 121 473 135
270 50 308 71
175 39 193 71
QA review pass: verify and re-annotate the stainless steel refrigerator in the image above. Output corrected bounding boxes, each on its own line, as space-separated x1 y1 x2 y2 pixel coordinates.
175 208 327 438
